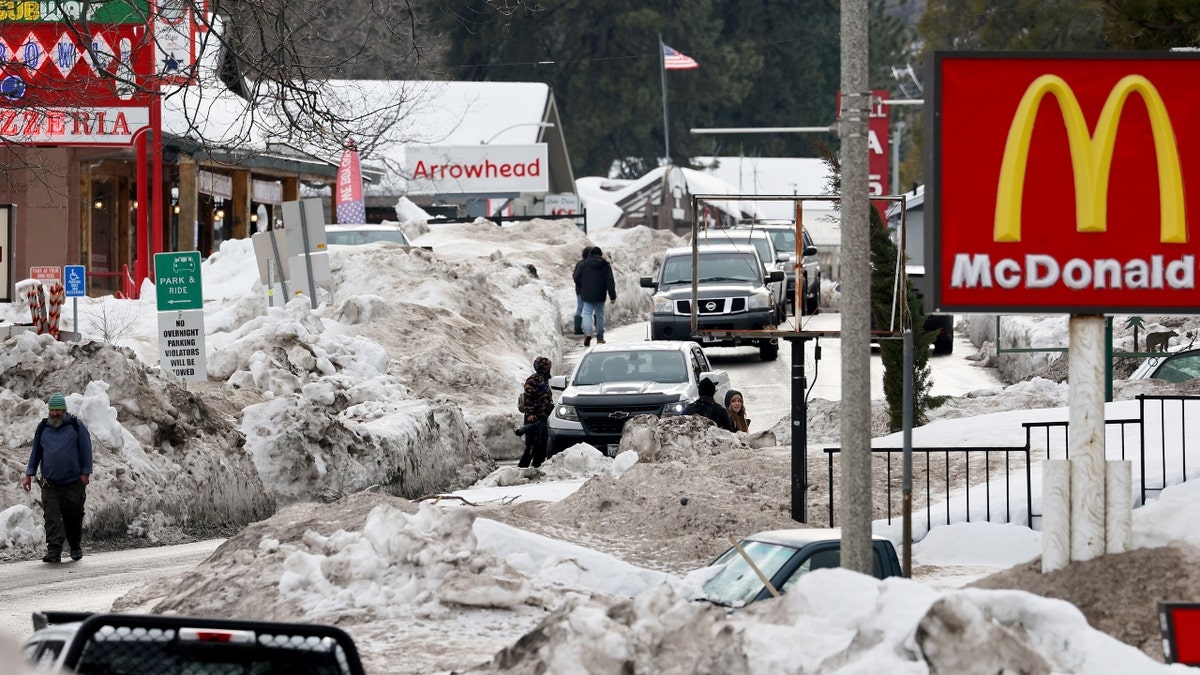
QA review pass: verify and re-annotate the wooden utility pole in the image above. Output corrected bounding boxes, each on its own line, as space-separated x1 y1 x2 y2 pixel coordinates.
839 0 873 574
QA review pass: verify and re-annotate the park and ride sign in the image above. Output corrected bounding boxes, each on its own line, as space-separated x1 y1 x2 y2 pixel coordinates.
928 53 1200 314
153 251 205 383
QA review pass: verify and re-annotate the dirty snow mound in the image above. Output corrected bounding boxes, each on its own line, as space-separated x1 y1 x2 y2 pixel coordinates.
0 336 273 559
969 543 1200 662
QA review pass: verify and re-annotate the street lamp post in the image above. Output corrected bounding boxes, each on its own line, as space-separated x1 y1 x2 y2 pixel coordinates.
481 122 554 144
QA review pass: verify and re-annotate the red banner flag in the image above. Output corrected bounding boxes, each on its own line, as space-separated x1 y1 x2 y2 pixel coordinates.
335 138 365 224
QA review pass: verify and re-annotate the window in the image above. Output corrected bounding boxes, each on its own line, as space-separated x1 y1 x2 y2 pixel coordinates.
702 541 798 607
1153 351 1200 383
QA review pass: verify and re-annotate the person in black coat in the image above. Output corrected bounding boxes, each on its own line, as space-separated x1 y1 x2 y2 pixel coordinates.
572 246 593 335
573 246 616 346
682 378 733 432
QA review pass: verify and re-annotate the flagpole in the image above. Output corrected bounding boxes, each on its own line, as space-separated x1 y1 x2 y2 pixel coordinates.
659 34 670 163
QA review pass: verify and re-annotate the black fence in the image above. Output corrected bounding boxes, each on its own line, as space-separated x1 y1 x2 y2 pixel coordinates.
823 394 1200 533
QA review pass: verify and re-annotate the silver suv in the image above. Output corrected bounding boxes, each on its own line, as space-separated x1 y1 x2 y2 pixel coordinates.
697 229 788 324
734 221 821 315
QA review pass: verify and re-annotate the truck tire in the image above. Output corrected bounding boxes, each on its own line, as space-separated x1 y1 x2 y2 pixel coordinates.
804 282 820 315
759 339 779 361
933 330 954 355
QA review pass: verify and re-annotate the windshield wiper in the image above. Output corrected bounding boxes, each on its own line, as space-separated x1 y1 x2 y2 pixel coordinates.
696 276 747 283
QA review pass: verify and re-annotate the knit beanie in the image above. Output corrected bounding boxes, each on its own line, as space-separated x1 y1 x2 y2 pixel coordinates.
47 393 67 411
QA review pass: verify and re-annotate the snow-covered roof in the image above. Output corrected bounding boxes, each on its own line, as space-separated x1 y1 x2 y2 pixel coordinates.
160 28 558 196
694 156 834 220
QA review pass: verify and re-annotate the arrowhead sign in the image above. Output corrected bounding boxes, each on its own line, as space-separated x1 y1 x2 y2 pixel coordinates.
154 251 203 311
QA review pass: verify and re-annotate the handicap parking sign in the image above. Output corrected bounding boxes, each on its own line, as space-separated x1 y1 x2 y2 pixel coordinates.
64 265 86 297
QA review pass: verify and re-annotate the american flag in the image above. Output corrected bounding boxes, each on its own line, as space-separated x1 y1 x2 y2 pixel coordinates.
662 44 699 71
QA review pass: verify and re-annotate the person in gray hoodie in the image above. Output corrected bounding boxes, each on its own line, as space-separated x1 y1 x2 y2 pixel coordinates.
22 392 93 563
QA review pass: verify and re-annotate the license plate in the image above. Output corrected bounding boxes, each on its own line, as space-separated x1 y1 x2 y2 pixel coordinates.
701 334 720 343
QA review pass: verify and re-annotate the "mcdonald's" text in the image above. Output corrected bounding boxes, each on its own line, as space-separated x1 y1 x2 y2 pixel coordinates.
951 253 1195 291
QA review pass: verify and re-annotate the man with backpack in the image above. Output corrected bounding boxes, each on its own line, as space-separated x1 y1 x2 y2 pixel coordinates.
517 356 554 469
21 392 93 563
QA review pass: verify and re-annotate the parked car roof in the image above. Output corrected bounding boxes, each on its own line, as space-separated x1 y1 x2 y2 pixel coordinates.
583 340 699 354
324 223 411 246
743 527 890 547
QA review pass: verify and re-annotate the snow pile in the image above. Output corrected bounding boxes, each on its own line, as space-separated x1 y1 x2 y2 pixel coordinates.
0 505 40 548
0 336 274 549
111 493 675 673
472 567 1173 674
1 219 664 557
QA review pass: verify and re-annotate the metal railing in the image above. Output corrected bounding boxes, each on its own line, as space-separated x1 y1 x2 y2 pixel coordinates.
823 445 1032 529
823 394 1200 533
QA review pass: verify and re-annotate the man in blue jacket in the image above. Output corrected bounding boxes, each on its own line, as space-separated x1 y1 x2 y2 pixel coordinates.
21 392 93 563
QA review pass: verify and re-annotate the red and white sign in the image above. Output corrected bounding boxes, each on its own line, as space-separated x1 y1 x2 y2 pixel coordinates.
153 0 207 85
0 106 150 144
836 89 890 197
406 144 549 194
930 53 1200 314
0 25 156 108
30 265 62 284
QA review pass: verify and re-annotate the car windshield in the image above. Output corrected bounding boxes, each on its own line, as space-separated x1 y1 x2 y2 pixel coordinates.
766 229 797 254
660 252 762 286
325 229 410 246
1152 350 1200 383
701 540 798 607
708 235 775 267
572 350 688 386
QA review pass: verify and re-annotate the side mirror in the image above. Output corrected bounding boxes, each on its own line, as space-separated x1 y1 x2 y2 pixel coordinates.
803 245 818 257
640 276 657 289
549 375 567 390
767 270 785 283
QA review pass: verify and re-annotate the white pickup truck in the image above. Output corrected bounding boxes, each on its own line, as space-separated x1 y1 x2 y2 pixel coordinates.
546 340 730 457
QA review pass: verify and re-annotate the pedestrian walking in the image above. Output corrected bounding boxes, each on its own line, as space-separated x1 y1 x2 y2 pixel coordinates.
725 389 750 432
574 246 616 346
21 393 93 563
518 357 554 468
683 378 734 432
573 246 593 335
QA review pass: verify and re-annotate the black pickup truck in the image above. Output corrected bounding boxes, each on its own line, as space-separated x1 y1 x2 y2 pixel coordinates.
642 244 786 361
699 528 903 608
22 611 366 674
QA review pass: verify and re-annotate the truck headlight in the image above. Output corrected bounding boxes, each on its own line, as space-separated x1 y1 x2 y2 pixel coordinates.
555 404 579 422
652 295 673 313
747 290 772 309
663 399 688 415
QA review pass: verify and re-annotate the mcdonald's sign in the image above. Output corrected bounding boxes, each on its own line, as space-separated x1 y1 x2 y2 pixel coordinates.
928 53 1200 314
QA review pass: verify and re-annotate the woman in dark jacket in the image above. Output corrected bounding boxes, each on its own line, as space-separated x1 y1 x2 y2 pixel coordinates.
725 389 750 433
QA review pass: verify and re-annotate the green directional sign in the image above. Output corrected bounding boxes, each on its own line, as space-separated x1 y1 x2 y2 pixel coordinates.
154 251 203 311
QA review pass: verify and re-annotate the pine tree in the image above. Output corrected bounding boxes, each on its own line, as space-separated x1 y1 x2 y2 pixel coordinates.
821 145 943 431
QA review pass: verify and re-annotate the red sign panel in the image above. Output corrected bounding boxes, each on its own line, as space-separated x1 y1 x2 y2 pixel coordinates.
0 24 155 107
929 53 1200 314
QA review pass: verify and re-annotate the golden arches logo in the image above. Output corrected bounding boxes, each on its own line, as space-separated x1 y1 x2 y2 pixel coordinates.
994 74 1187 244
